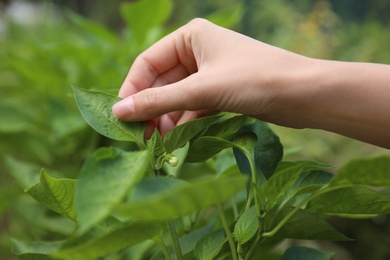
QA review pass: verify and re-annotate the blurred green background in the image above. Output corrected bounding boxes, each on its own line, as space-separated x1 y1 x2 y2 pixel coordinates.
1 0 389 259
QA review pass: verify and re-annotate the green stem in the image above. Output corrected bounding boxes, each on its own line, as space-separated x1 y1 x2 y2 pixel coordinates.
217 203 238 260
246 153 261 216
166 219 183 260
154 238 171 260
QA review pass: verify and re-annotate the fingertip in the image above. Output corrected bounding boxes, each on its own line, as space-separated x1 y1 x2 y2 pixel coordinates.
112 97 134 119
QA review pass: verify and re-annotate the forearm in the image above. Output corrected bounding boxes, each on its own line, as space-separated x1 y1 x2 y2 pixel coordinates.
292 60 390 148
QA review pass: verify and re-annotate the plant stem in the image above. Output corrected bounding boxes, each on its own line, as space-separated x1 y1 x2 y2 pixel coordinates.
154 238 171 260
217 203 238 260
166 219 183 260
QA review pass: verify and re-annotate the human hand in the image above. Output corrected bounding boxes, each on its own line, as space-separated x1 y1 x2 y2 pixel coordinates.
112 19 319 138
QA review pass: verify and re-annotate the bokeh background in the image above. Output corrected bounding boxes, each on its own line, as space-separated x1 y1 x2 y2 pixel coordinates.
1 0 390 259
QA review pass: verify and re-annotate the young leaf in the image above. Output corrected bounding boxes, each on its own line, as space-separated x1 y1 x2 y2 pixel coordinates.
52 219 162 260
76 147 148 235
329 156 390 187
72 87 145 145
267 206 350 241
281 245 334 260
265 161 331 207
194 229 226 260
164 115 222 153
234 206 259 245
116 174 248 220
306 186 390 216
25 169 77 221
149 129 165 169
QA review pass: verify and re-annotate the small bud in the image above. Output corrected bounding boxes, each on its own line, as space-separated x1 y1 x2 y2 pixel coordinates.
165 154 179 167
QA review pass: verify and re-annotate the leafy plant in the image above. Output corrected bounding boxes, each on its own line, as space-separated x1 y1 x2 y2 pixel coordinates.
3 0 390 259
11 87 390 260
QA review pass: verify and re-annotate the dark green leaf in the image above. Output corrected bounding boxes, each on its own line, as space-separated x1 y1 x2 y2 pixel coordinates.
281 245 334 260
186 137 235 163
25 169 77 221
194 229 226 260
306 186 390 216
329 156 390 187
117 174 248 220
252 122 283 180
201 115 249 139
164 115 222 153
233 121 283 185
234 206 259 245
76 147 148 234
268 206 350 241
72 87 145 145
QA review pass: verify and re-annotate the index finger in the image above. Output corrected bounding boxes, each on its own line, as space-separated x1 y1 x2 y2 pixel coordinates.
118 26 198 98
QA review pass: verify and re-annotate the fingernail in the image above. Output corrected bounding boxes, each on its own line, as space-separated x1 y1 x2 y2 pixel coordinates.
112 97 134 118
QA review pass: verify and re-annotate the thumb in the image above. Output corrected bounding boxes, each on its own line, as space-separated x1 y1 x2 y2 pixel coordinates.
112 80 199 121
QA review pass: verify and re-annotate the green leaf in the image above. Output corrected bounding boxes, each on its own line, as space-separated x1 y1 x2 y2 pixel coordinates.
268 206 350 241
5 156 41 189
233 121 283 184
265 161 331 206
201 115 249 139
148 129 165 169
120 0 172 44
306 186 390 216
164 115 222 153
282 170 334 204
194 229 226 260
186 137 236 163
76 147 148 234
52 219 162 260
281 245 334 260
72 86 145 145
12 240 62 260
251 121 283 180
66 11 118 44
329 156 390 187
234 206 259 245
206 3 243 29
117 174 248 220
25 169 77 221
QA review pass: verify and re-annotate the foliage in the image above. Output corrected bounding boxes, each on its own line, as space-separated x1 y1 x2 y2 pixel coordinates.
11 86 390 259
1 0 390 259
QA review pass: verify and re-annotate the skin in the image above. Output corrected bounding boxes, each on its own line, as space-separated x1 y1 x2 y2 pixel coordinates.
112 18 390 149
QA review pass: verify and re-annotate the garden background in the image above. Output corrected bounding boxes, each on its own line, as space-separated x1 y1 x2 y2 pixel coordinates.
1 0 390 259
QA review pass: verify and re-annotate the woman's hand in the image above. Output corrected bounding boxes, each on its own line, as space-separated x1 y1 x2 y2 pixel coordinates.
113 18 390 148
112 18 313 137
